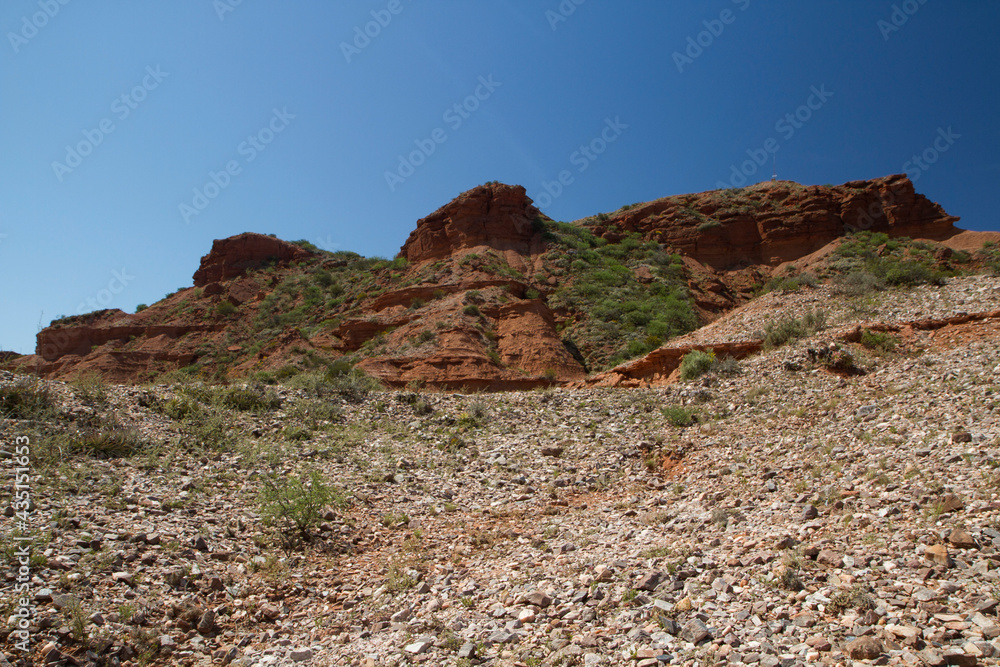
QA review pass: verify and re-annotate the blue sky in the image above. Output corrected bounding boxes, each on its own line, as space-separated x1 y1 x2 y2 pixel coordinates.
1 1 997 353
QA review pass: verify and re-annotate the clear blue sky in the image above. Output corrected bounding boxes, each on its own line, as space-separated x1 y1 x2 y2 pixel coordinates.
1 1 997 353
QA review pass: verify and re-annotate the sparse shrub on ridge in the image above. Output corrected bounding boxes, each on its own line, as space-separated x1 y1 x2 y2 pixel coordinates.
860 329 898 354
763 310 827 349
679 350 715 380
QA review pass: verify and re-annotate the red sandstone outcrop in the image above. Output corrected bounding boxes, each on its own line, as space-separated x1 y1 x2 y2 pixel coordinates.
399 183 545 264
593 174 959 269
193 232 314 287
6 176 981 387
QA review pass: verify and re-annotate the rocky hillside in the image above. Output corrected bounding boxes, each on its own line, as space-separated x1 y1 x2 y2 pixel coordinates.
6 175 996 390
2 274 1000 666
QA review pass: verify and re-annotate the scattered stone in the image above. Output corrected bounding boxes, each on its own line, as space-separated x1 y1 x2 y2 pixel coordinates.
636 571 665 592
681 618 712 644
948 527 978 549
845 636 884 660
290 648 314 662
521 590 552 607
925 544 951 566
942 494 965 514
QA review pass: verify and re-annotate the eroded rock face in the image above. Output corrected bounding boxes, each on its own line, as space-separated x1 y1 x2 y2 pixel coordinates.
595 175 959 269
399 183 543 264
193 233 314 287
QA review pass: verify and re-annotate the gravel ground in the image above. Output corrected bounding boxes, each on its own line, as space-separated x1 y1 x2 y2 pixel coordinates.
2 277 1000 667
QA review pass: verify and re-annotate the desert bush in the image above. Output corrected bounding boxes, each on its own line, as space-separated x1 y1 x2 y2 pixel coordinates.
220 385 281 413
286 357 381 402
662 405 698 427
283 425 312 441
833 270 882 297
763 272 817 293
712 356 741 376
74 418 147 459
215 301 237 317
860 329 897 353
463 304 481 317
763 310 827 349
0 377 54 421
259 469 346 551
827 584 875 614
679 350 716 380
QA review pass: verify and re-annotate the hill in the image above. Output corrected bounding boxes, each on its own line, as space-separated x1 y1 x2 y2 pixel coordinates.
7 174 997 390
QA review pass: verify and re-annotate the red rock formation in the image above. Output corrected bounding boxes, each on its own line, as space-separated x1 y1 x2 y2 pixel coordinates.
399 183 544 264
193 232 314 287
594 175 959 270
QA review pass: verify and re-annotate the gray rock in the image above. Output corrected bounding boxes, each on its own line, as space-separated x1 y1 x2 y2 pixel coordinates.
290 648 313 661
636 571 665 592
681 618 712 644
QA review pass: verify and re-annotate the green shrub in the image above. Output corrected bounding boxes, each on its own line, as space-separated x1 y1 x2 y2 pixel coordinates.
663 405 697 427
679 350 716 380
283 425 312 441
135 304 148 313
860 329 897 353
215 301 237 317
221 385 281 412
416 330 436 344
763 310 826 348
259 469 347 550
463 304 481 317
696 220 721 232
74 419 146 458
834 270 882 297
0 378 54 420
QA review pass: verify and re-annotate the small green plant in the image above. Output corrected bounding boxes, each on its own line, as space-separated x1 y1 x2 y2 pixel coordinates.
662 405 697 427
221 385 282 412
679 350 715 380
215 301 237 317
463 304 481 317
827 584 875 614
135 303 148 312
860 329 898 354
763 310 826 348
283 425 312 442
258 469 346 551
0 377 54 420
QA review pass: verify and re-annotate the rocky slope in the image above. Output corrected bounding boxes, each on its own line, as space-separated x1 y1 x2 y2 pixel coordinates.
3 275 1000 666
5 177 991 389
